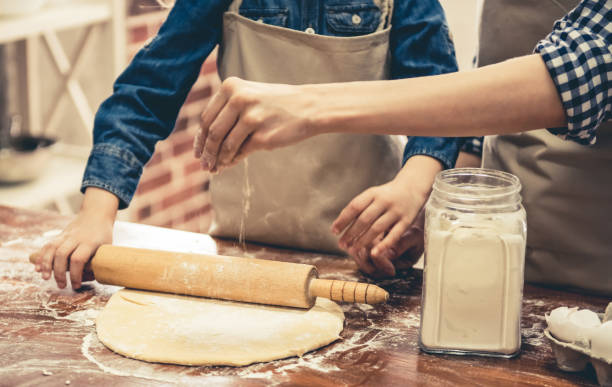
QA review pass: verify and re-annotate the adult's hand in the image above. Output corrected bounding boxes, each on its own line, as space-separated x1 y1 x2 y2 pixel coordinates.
194 77 319 172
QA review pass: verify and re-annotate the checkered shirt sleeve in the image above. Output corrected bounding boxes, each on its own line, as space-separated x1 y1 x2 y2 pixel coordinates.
534 0 611 145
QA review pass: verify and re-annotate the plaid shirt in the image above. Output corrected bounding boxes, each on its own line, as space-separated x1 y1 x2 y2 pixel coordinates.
535 0 611 145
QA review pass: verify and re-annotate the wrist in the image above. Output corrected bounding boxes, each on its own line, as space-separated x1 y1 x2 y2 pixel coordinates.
398 155 443 180
301 83 364 136
81 187 119 221
394 155 443 196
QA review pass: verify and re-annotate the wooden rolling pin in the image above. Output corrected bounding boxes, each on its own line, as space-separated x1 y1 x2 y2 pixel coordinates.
32 245 388 309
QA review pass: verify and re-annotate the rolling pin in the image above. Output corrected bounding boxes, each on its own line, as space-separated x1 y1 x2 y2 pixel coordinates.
32 245 388 309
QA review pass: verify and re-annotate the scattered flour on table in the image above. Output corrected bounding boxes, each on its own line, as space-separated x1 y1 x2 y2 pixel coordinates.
523 299 546 307
522 321 546 347
81 332 241 384
2 229 62 249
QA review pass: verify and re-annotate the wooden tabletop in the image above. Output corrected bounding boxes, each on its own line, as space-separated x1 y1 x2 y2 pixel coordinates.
0 205 609 386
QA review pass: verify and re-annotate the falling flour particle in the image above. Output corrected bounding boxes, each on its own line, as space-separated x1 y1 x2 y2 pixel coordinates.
65 381 71 385
42 370 53 376
238 158 253 250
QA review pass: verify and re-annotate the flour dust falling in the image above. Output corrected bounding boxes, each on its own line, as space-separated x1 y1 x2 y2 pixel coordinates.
238 158 252 250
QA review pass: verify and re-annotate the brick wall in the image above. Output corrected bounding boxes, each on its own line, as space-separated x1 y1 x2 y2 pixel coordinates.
121 3 220 233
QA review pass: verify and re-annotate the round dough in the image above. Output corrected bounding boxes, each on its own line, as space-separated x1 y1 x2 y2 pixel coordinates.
96 289 344 366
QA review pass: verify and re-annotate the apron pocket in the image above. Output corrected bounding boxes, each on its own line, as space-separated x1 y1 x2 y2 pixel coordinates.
325 4 381 36
239 8 289 27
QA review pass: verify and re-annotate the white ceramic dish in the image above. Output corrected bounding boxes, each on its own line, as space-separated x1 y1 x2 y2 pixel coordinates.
0 135 56 183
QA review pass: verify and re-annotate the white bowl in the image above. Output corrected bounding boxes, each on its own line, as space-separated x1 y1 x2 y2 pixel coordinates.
0 135 56 183
0 0 47 16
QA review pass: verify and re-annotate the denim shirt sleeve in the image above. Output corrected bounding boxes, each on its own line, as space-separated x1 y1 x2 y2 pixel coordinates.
390 0 465 169
82 0 231 209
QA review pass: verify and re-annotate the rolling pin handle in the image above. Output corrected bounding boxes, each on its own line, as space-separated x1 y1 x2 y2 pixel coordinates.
309 278 388 305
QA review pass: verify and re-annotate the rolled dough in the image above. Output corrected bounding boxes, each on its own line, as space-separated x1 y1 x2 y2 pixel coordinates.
96 289 345 366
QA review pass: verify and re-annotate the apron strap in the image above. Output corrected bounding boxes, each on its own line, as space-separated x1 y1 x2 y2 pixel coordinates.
227 0 243 14
228 0 394 30
374 0 394 30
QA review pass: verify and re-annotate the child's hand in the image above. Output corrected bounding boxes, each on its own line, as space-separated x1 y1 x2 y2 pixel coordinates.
30 187 118 290
352 208 425 277
331 155 441 276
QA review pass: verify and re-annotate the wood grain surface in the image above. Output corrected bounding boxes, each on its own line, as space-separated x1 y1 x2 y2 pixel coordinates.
0 205 608 386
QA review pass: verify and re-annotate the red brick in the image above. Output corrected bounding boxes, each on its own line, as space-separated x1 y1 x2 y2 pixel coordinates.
149 21 164 35
128 0 162 16
184 204 212 222
184 159 201 175
172 133 195 156
137 205 152 220
146 151 163 167
185 84 212 105
129 25 149 44
173 116 189 132
201 57 218 75
136 170 171 194
161 186 196 209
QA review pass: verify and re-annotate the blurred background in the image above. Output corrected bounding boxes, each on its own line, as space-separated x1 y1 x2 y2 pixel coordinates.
0 0 482 233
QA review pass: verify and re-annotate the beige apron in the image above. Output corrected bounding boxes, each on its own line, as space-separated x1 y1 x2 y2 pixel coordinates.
209 1 404 254
481 0 612 295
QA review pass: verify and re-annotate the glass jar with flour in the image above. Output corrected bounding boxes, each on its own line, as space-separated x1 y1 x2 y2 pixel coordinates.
419 168 526 357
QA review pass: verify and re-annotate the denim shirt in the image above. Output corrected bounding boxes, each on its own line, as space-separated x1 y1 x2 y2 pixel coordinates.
83 0 464 209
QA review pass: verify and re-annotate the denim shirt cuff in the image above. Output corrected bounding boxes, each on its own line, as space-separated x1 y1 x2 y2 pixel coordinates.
81 144 143 209
402 136 463 170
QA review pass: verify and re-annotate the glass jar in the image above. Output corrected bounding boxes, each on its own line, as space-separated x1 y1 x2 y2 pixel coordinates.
419 168 527 358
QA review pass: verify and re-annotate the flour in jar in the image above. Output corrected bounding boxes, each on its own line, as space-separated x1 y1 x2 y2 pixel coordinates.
420 226 525 355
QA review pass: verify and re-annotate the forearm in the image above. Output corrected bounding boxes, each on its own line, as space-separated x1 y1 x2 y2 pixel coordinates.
81 187 119 221
310 54 566 137
394 155 442 194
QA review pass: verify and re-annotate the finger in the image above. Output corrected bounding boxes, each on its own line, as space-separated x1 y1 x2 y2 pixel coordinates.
69 244 95 290
371 221 409 258
370 233 384 246
217 117 254 168
396 228 425 262
30 250 42 272
40 243 57 281
193 125 206 159
339 202 385 249
201 102 240 171
197 85 232 158
233 131 267 160
392 230 424 271
350 212 399 253
376 226 424 271
370 252 396 277
332 193 374 236
53 240 77 289
352 247 376 276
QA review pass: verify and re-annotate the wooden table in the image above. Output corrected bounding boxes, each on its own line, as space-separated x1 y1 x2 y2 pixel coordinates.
1 205 608 386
